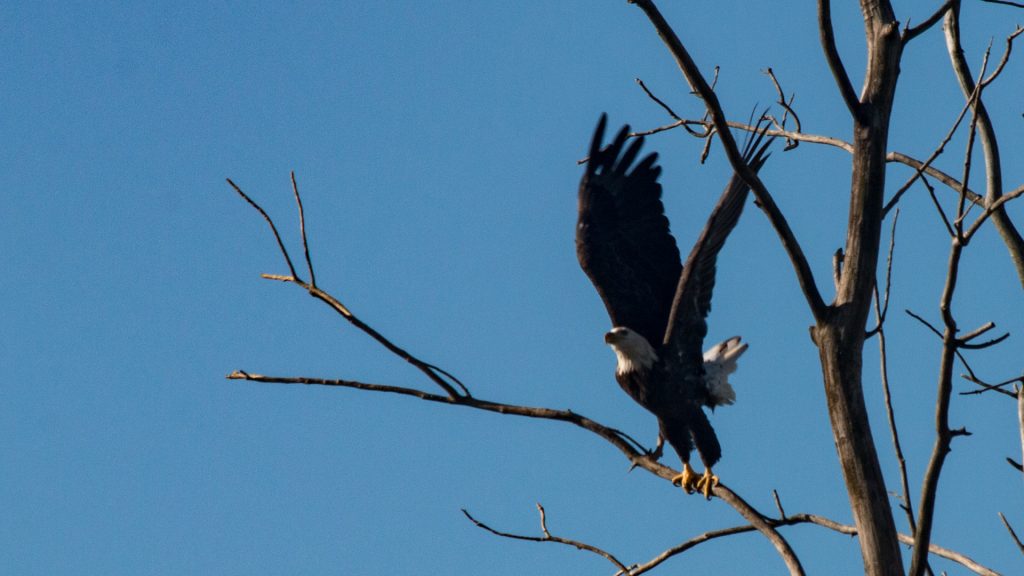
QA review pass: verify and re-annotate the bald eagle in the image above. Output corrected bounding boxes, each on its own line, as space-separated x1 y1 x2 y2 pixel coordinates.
576 115 771 497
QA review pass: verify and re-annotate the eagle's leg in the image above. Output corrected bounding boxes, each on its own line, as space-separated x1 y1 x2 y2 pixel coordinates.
694 467 719 500
649 433 664 461
671 462 700 494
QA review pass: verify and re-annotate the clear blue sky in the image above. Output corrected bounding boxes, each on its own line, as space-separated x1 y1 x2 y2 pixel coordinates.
3 2 1022 574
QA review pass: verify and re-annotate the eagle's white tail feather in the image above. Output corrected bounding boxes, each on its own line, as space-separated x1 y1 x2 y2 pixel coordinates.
702 336 748 407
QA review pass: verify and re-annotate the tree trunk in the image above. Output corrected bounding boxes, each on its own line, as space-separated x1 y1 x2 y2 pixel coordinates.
811 3 906 574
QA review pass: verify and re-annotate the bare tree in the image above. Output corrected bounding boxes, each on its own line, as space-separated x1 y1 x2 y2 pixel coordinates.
225 1 1024 574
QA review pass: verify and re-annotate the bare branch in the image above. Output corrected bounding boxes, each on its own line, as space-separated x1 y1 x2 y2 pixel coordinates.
999 513 1024 557
229 181 468 399
635 78 679 120
258 273 465 398
902 1 955 44
633 511 998 576
957 332 1010 351
227 370 657 464
714 486 805 575
981 0 1024 8
887 152 982 204
227 178 300 282
290 172 316 287
923 175 957 238
461 506 631 574
910 231 970 576
463 502 998 576
980 26 1024 88
945 4 1024 287
230 367 805 573
906 309 944 339
958 321 996 343
629 0 827 323
882 68 986 218
867 210 899 338
793 514 999 576
955 66 986 237
871 213 916 535
763 67 802 149
818 0 862 118
960 372 1021 398
773 490 787 518
965 186 1024 239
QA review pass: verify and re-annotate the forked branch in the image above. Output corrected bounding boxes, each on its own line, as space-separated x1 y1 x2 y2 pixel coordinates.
628 0 826 322
463 500 998 576
226 175 806 574
944 3 1024 287
226 178 465 399
462 505 631 574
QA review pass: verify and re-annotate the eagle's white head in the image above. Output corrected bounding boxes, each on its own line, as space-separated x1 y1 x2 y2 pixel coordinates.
604 326 658 375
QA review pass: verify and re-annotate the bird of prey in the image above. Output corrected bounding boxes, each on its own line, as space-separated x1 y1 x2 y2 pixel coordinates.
576 114 771 498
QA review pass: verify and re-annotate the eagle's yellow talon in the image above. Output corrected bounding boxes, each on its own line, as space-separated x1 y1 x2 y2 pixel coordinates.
695 468 719 500
671 462 699 494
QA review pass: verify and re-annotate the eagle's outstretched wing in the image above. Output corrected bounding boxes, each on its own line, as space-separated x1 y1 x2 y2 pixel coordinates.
658 125 773 468
664 126 772 349
576 115 682 346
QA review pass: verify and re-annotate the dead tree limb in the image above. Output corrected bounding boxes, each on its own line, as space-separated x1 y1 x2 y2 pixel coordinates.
463 502 999 576
461 505 631 574
226 175 804 575
944 3 1024 288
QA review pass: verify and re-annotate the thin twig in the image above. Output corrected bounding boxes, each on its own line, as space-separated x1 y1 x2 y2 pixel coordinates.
763 67 801 149
998 513 1024 555
872 213 915 535
817 0 861 119
290 172 316 287
228 370 666 473
958 321 996 343
965 186 1024 240
959 373 1021 398
902 0 955 44
957 332 1009 351
954 59 986 237
227 179 300 281
230 181 465 399
635 78 682 122
945 5 1024 288
259 274 463 399
923 175 956 238
980 0 1024 8
906 309 944 339
773 489 787 519
867 210 898 337
461 506 631 574
980 27 1024 88
882 67 986 218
